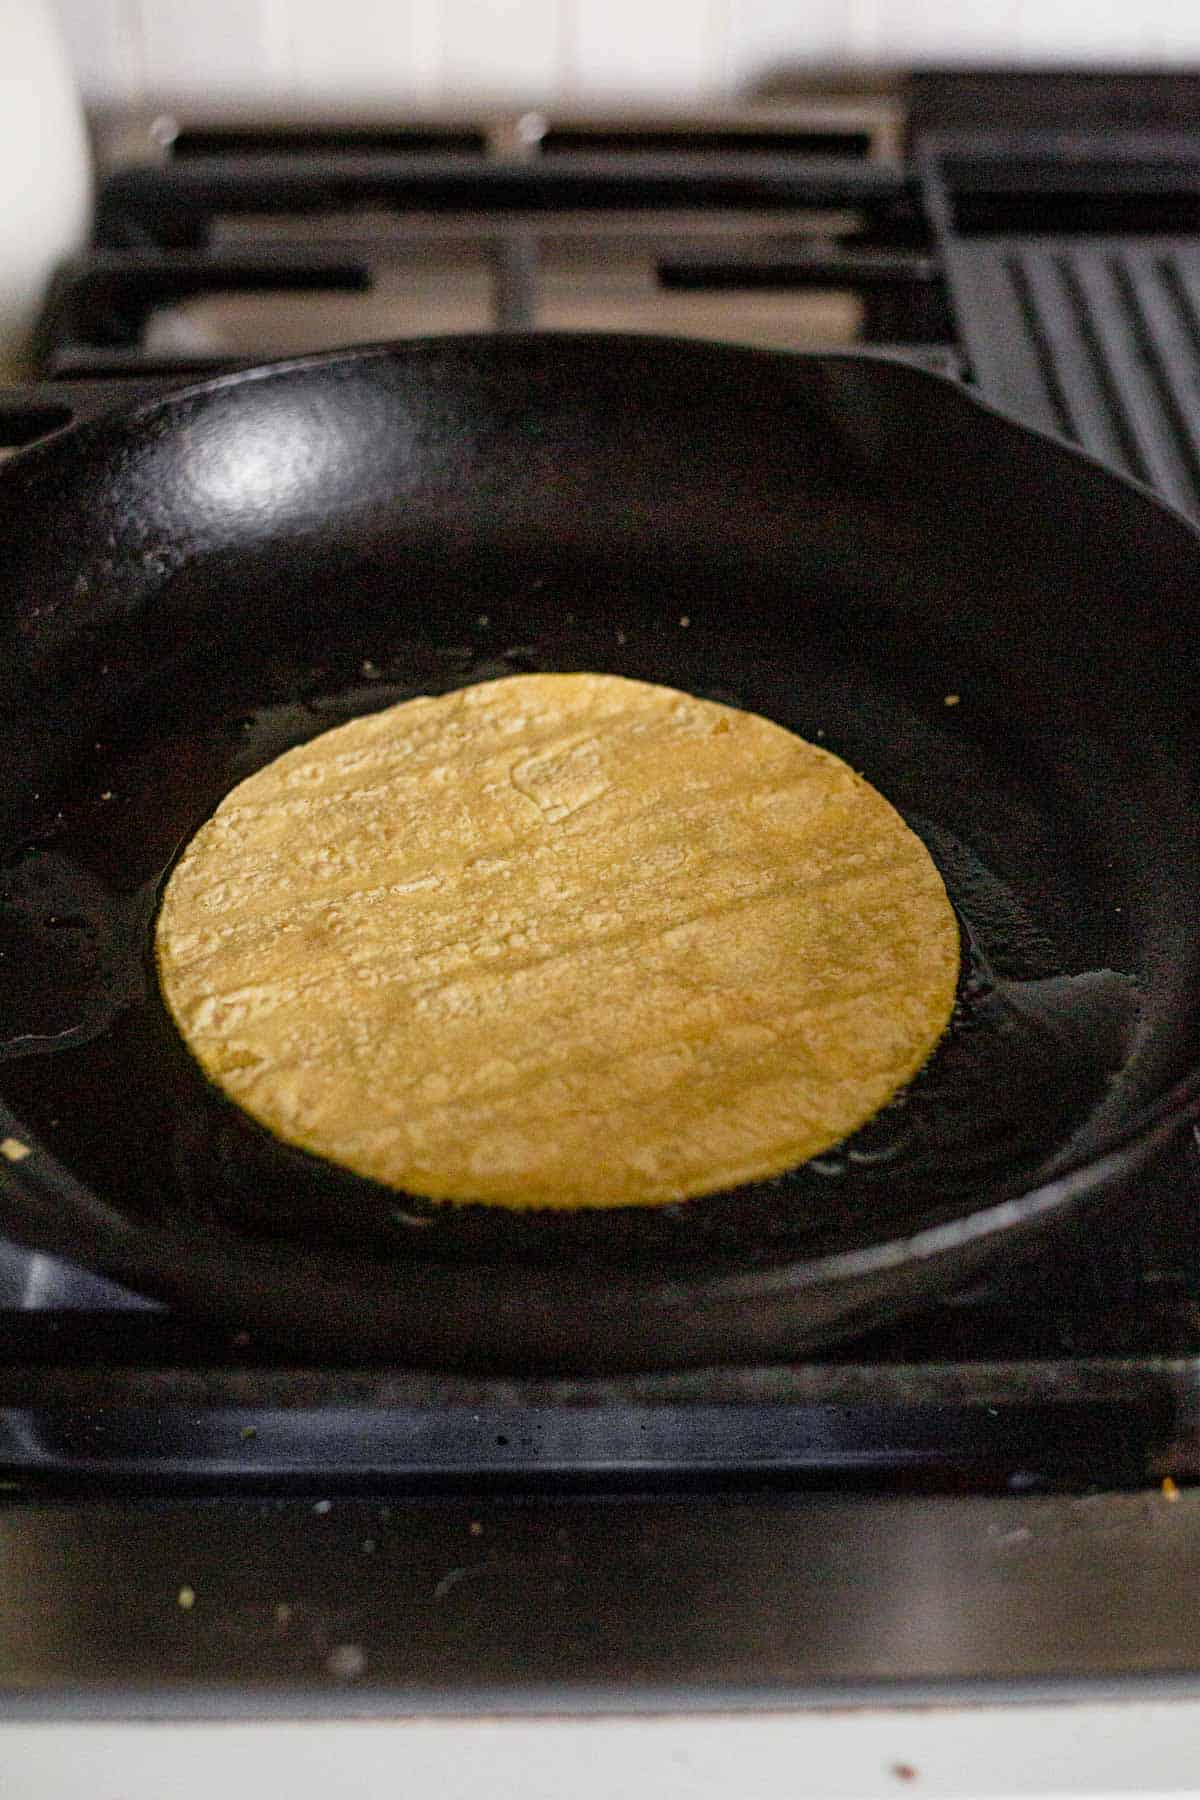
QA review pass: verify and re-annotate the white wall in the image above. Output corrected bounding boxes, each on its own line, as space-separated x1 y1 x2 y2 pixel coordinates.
52 0 1200 113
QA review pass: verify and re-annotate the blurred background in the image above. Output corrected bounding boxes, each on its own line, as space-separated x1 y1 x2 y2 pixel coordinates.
10 0 1200 474
49 0 1200 113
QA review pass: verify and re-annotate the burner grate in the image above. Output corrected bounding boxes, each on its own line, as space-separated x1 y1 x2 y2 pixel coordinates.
922 131 1200 518
940 241 1200 517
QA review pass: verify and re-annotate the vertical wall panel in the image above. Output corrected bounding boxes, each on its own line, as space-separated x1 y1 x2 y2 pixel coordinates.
567 0 721 101
288 0 439 101
51 0 143 106
1014 0 1157 61
52 0 1200 113
258 0 298 93
871 0 1024 67
842 0 884 68
438 0 561 100
137 0 282 100
410 0 443 98
1144 9 1200 58
719 0 861 95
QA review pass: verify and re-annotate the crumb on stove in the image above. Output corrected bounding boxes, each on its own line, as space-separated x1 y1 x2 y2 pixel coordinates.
100 791 113 802
0 1139 32 1163
943 693 961 707
391 1207 435 1228
313 1499 332 1515
327 1643 367 1680
469 1521 484 1537
177 1586 196 1610
679 615 690 627
433 1566 470 1600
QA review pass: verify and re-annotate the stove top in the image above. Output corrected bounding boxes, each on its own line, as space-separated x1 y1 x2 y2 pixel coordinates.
25 72 1200 514
3 77 1200 1714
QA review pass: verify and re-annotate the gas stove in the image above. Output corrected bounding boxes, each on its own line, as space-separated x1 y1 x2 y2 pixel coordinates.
4 70 1200 1736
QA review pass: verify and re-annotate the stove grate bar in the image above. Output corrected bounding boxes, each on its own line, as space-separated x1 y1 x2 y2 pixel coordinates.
919 130 1200 517
92 155 915 250
942 239 1200 519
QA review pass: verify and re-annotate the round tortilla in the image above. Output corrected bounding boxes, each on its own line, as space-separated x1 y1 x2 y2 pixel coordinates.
155 673 959 1208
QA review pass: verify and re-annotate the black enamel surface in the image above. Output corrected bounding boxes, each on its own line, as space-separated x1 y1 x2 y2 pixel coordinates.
6 1491 1200 1711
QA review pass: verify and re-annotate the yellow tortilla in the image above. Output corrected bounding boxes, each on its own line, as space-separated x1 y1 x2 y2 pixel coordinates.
155 673 958 1208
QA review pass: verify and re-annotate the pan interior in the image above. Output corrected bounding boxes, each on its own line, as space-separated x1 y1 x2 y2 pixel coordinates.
0 552 1142 1270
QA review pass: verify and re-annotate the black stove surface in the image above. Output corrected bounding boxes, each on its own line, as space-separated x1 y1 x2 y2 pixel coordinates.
0 1156 1192 1496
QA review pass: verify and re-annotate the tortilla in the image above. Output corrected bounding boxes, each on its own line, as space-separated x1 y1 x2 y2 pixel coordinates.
155 673 959 1208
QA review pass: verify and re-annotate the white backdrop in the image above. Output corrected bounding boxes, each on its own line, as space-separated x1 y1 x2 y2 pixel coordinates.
50 0 1200 113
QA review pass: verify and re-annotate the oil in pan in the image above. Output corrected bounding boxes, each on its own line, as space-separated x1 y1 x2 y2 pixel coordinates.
0 601 1139 1270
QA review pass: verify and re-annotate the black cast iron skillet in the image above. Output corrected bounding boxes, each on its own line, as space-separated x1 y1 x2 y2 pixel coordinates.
1 334 1199 1373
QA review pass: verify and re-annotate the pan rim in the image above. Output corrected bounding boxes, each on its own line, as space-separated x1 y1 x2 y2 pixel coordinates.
8 328 1200 542
0 1069 1196 1368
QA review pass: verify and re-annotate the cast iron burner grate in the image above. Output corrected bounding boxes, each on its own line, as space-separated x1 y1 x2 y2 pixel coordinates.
919 130 1200 518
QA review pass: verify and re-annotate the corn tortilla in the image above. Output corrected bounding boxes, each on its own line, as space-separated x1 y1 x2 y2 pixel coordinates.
155 673 959 1208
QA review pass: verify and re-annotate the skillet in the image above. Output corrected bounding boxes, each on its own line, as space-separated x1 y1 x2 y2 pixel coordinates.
1 333 1199 1373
